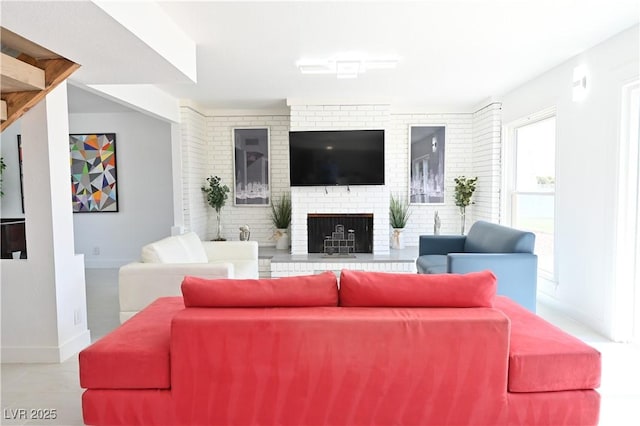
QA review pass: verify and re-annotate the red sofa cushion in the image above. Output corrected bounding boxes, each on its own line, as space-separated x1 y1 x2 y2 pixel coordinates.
494 296 601 392
339 269 496 307
181 271 338 307
79 297 183 390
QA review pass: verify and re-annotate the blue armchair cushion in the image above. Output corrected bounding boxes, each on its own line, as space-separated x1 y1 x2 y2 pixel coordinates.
416 255 447 274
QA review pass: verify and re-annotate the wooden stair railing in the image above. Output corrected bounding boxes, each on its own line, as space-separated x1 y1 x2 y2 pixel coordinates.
1 27 80 132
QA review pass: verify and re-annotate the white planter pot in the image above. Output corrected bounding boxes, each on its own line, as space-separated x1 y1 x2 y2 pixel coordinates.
275 229 289 250
391 228 405 249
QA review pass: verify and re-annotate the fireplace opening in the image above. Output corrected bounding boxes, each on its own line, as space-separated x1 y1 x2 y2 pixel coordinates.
307 214 373 254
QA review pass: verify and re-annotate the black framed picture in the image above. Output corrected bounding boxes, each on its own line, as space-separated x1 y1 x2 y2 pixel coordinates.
69 133 118 212
409 125 446 204
233 127 270 206
17 135 24 213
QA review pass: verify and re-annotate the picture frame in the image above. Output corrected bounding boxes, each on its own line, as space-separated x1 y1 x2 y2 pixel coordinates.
409 125 446 204
16 135 24 213
233 127 270 206
69 133 118 213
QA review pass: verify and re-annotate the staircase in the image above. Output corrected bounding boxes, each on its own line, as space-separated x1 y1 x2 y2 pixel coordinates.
1 27 79 132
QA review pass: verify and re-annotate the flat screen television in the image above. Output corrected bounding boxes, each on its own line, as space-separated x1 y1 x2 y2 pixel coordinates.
289 130 385 186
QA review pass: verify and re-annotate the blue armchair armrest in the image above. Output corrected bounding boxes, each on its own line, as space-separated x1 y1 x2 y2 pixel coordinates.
418 235 466 256
447 253 538 312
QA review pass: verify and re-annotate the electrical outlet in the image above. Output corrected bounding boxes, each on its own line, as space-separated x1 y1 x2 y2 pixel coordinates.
92 246 100 255
74 309 82 325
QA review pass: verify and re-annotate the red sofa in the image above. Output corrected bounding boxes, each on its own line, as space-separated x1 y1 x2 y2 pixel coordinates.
79 270 601 425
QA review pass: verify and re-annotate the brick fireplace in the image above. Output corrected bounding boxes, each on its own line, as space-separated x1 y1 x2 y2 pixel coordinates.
290 185 389 255
288 101 391 255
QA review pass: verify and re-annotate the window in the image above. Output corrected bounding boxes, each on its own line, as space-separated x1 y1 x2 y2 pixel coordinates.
506 112 556 279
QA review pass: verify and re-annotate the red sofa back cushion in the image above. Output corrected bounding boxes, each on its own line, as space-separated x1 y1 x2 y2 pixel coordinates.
339 269 496 307
181 271 338 307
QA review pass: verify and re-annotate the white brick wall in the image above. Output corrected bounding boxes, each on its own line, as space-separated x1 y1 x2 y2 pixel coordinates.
389 113 475 241
270 260 416 278
178 103 502 247
289 104 391 254
202 114 290 242
179 106 209 237
472 103 502 223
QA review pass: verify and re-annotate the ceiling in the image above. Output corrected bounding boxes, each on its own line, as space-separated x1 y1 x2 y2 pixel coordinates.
2 0 639 114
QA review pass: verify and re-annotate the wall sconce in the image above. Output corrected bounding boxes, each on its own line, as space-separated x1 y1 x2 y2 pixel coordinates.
573 65 588 102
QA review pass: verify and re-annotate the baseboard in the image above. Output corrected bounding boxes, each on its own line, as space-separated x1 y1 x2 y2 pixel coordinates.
538 275 558 297
1 330 91 363
59 330 92 361
537 291 608 338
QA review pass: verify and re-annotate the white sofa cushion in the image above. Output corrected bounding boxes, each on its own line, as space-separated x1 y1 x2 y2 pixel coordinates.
119 240 258 323
178 232 209 262
140 232 208 263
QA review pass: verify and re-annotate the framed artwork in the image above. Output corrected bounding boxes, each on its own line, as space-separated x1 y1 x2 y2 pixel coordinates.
409 125 446 204
17 135 24 213
233 127 270 206
69 133 118 212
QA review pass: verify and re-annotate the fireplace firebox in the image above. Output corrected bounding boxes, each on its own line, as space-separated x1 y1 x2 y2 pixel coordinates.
307 214 373 254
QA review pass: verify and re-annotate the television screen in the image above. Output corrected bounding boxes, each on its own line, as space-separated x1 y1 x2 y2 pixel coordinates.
289 130 385 186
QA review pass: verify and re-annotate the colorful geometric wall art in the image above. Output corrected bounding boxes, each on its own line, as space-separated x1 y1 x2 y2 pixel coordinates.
69 133 118 213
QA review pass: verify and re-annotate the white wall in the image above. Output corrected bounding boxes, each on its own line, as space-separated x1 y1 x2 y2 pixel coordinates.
180 110 290 242
69 112 174 267
179 106 208 237
1 110 174 268
178 104 496 251
2 83 89 362
289 103 392 254
389 112 477 244
206 114 290 243
472 103 502 223
500 25 639 338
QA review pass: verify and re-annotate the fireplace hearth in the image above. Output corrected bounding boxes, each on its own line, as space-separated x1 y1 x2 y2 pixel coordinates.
307 214 373 254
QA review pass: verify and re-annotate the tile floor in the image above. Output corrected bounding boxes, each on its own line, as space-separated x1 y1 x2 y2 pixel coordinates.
2 268 639 425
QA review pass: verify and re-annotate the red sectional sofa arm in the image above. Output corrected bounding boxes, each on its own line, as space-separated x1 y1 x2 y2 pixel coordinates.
169 306 512 426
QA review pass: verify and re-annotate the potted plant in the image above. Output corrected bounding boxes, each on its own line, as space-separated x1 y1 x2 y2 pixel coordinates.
454 176 478 235
270 193 291 250
201 175 230 240
389 193 410 249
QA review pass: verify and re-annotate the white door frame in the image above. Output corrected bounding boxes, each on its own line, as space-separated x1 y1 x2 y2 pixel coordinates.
612 80 640 342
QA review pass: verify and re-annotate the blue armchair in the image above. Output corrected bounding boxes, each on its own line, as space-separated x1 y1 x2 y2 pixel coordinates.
416 220 538 312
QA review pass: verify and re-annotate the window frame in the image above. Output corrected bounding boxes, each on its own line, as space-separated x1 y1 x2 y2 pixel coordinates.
503 106 557 283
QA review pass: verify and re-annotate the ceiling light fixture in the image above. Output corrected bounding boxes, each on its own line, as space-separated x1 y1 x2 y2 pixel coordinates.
297 54 399 79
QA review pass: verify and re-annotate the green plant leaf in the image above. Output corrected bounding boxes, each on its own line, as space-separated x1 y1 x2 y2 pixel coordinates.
270 193 292 229
389 193 410 228
201 175 230 212
454 176 478 209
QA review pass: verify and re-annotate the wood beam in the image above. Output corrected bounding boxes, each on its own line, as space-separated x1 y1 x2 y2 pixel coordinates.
0 27 59 60
1 52 46 92
1 58 80 132
1 100 6 121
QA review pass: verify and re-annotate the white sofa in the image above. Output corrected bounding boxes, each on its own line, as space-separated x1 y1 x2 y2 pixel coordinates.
118 232 259 323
